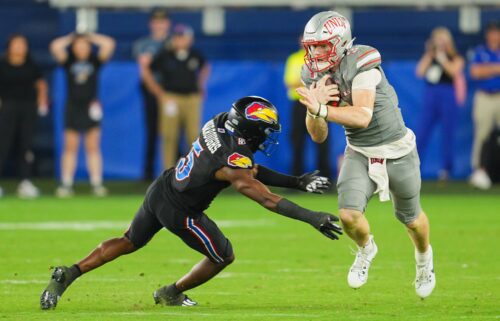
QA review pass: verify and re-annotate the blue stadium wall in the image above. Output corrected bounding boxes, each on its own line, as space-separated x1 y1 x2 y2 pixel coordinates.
52 60 477 180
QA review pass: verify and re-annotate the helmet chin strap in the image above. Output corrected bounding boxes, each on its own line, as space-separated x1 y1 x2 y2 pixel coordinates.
329 37 356 72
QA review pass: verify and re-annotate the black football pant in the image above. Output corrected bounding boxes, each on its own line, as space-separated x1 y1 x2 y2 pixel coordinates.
141 82 159 180
290 100 332 179
125 178 233 264
0 99 37 179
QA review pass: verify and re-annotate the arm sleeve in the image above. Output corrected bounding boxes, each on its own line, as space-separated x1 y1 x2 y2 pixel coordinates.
198 51 207 69
255 165 299 188
276 198 322 227
149 51 163 72
29 59 43 81
352 69 382 90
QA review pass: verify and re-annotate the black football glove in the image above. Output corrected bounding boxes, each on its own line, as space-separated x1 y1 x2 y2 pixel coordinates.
297 170 331 194
310 212 343 240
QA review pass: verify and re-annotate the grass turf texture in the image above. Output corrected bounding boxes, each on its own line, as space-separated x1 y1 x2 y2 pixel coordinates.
0 189 498 320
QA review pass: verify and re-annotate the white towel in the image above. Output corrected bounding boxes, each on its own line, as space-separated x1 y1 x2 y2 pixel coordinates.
347 128 416 202
368 157 390 201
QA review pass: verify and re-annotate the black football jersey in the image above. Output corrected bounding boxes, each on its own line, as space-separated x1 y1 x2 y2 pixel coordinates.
160 113 255 216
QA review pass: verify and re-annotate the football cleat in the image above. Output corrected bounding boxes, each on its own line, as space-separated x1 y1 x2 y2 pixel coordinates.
92 185 108 197
153 285 197 307
415 248 436 299
55 186 74 198
17 180 40 199
40 266 72 310
347 235 378 289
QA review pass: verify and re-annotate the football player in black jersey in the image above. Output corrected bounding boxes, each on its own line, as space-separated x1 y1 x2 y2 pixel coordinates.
40 96 342 309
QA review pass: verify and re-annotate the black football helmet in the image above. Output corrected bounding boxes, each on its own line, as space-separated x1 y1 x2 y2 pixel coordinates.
225 96 281 156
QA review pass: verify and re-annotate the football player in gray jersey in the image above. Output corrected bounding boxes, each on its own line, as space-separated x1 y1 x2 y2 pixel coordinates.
296 11 435 298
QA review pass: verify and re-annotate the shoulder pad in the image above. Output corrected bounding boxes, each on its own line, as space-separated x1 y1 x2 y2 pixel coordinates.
346 45 382 73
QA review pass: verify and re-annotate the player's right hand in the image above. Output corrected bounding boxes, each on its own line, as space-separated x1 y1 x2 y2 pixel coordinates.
312 75 340 105
312 213 343 240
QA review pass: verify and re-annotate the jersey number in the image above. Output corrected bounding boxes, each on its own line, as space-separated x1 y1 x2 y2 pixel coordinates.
175 139 204 181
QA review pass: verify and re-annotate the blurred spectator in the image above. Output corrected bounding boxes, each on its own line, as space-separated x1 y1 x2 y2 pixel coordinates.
133 9 171 181
469 21 500 190
416 27 465 181
284 40 331 179
50 32 115 197
0 34 48 198
143 24 210 170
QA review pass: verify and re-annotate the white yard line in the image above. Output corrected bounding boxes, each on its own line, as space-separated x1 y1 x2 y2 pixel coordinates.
0 219 274 231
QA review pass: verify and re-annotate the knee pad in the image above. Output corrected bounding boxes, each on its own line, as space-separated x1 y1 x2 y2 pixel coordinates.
394 201 422 225
338 189 369 213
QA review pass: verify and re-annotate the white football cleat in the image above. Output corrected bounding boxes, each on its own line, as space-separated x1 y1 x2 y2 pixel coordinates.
348 235 378 289
415 247 436 299
55 185 74 198
469 169 491 190
92 185 108 197
17 180 40 199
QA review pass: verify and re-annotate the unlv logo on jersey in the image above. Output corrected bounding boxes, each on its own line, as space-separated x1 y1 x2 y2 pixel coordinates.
227 153 252 168
244 103 278 124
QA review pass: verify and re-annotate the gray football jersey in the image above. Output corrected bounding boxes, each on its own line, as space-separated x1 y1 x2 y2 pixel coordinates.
301 45 407 147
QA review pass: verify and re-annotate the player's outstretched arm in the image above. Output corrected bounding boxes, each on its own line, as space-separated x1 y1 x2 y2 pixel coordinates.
215 166 342 240
254 165 331 194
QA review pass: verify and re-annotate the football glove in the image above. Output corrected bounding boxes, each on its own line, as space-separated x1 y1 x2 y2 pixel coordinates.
297 170 331 194
311 212 343 240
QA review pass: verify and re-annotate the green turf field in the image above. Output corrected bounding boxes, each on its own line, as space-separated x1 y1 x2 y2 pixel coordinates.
0 189 498 320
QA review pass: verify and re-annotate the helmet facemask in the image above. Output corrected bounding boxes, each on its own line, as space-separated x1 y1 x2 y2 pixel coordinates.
258 126 281 157
303 36 343 73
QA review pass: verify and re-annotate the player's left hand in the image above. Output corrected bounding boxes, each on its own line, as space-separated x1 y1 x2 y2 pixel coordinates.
314 213 343 240
297 170 331 194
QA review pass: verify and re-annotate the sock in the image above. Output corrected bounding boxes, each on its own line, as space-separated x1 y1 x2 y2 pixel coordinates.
415 245 432 265
360 235 374 252
90 176 102 187
66 264 82 285
61 178 73 187
166 283 182 296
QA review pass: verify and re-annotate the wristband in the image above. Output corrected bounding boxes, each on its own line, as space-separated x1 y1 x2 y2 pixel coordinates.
318 104 328 119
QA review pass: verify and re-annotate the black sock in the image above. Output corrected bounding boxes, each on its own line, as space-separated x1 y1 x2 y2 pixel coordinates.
167 283 182 296
66 264 82 284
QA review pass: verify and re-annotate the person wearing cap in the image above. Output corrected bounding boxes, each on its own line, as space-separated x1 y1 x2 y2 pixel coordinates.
133 9 171 180
469 21 500 190
142 24 210 170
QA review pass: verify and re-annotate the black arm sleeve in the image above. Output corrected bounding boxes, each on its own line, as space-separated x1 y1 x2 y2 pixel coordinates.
255 165 299 188
275 198 322 227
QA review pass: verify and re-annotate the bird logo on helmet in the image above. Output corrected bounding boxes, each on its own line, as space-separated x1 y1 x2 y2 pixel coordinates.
225 96 281 157
302 11 354 73
244 102 278 124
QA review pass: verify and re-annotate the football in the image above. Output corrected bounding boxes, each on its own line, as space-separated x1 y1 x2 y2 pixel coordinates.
325 76 340 107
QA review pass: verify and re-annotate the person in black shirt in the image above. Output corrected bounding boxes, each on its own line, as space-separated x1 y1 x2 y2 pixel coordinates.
416 27 465 181
133 9 171 181
0 34 48 198
40 96 342 310
143 24 210 170
50 33 115 197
